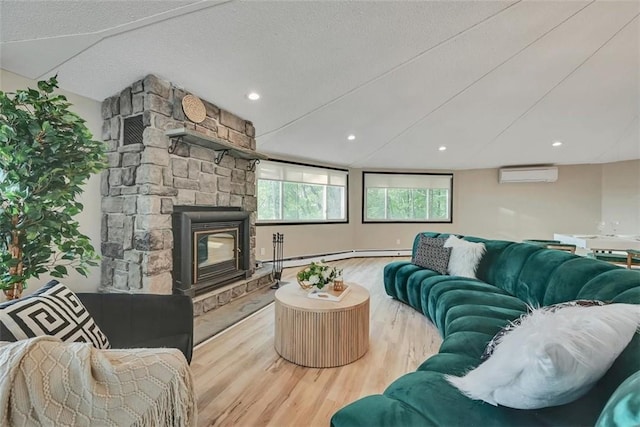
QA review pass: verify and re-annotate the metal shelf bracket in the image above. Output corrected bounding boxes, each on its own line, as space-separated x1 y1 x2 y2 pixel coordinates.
248 159 261 172
168 136 183 154
215 149 230 165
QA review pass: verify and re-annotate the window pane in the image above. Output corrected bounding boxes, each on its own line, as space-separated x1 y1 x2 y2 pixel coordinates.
363 172 452 222
257 180 281 221
412 189 428 220
387 189 412 220
298 183 324 220
257 161 348 224
327 186 345 220
429 188 449 219
282 182 300 220
366 188 386 220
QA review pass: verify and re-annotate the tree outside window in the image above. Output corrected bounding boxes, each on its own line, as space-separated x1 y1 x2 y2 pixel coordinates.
363 172 452 223
257 161 348 224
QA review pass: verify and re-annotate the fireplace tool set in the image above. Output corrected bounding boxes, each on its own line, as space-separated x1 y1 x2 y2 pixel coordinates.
270 233 285 289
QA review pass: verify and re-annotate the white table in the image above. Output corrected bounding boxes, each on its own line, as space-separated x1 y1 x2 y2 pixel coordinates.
554 234 640 251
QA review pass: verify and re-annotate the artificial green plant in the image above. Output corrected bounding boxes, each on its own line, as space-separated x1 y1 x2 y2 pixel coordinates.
0 76 106 298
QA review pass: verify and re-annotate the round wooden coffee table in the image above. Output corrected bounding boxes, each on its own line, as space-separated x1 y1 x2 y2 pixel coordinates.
274 283 370 368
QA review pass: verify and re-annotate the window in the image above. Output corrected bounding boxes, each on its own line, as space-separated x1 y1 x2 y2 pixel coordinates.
257 160 348 224
363 172 453 223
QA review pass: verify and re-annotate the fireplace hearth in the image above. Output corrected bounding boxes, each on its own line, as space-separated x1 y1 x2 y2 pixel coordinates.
172 207 250 297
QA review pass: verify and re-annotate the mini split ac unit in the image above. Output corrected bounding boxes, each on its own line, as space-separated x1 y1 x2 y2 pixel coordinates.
499 166 558 183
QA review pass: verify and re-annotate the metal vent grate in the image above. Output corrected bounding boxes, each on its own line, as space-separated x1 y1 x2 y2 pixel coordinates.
123 115 145 145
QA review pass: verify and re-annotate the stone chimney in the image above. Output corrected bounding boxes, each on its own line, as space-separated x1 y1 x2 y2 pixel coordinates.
100 75 257 294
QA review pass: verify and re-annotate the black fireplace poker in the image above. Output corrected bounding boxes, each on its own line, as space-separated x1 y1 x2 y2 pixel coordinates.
270 233 284 289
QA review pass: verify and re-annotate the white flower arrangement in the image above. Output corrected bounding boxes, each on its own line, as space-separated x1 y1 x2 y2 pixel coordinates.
297 260 339 290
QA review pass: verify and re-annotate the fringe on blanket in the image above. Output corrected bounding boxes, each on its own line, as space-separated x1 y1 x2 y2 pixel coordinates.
134 362 197 427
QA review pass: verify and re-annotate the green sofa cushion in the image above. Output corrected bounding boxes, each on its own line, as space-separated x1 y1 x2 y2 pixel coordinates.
425 286 526 335
443 305 525 335
383 371 548 427
438 330 496 359
542 258 618 305
596 369 640 427
330 393 432 427
577 269 640 302
405 269 440 313
514 248 578 305
417 352 477 375
482 242 543 296
384 262 421 303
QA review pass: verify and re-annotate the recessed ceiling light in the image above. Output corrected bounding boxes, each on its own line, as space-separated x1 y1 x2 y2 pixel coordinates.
347 134 356 141
438 146 447 151
247 92 260 101
552 141 563 147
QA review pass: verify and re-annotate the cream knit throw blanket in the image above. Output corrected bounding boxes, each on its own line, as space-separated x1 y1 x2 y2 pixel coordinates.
0 336 196 426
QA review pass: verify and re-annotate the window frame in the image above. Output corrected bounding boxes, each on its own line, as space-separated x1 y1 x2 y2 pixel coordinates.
361 171 453 224
256 159 349 226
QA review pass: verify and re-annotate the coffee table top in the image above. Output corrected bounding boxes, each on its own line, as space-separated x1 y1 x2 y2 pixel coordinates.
274 283 369 313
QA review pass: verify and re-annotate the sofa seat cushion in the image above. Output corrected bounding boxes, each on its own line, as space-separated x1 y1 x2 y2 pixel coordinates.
417 352 478 376
383 371 543 427
423 282 527 335
330 393 432 427
438 330 498 360
443 305 525 336
383 262 422 303
445 315 513 337
385 370 610 427
405 269 441 314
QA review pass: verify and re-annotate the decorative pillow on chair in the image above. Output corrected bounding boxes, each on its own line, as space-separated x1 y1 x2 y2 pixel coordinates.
446 303 640 410
444 235 486 278
411 235 451 275
0 281 110 349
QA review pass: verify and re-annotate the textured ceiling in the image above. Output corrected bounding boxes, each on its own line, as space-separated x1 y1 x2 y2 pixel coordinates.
1 0 638 170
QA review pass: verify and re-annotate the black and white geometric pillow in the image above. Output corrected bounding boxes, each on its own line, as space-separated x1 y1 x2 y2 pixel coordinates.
0 281 110 349
412 235 452 275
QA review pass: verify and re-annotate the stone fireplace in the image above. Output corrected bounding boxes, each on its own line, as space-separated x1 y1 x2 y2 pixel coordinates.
100 74 264 299
172 206 251 297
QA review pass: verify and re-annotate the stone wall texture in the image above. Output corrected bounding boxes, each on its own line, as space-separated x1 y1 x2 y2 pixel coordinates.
101 74 257 294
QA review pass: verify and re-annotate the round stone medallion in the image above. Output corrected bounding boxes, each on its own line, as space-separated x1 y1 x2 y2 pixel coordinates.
182 95 206 123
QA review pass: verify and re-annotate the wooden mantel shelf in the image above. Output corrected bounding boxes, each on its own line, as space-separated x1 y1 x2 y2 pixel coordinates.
165 127 268 168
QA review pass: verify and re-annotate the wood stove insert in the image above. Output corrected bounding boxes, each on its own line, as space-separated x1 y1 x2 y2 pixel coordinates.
172 207 250 297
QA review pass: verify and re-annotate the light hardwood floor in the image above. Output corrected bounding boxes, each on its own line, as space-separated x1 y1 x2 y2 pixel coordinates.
191 257 442 427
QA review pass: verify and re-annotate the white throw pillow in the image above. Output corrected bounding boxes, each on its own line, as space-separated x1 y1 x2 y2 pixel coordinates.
443 235 485 278
446 303 640 409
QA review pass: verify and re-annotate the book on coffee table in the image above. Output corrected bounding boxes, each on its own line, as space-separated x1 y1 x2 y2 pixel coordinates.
307 285 351 302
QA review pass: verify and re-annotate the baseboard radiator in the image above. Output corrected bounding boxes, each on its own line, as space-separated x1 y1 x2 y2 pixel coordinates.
258 249 411 269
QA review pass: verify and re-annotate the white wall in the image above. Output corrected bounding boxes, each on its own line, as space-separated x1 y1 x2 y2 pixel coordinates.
256 163 606 258
3 70 637 289
601 159 640 235
1 70 103 294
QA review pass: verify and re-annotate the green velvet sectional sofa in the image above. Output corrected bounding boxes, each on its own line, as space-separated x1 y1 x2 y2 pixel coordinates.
331 232 640 427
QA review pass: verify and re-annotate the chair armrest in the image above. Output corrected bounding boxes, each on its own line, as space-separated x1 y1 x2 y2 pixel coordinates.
77 293 193 363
